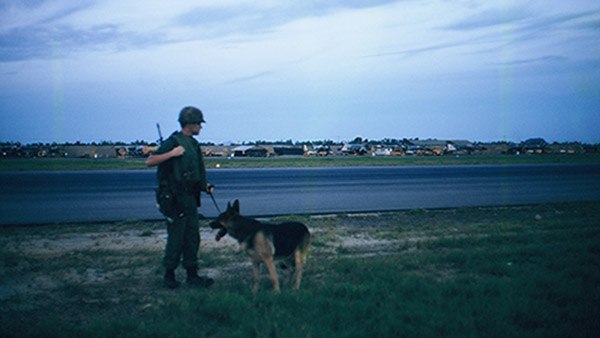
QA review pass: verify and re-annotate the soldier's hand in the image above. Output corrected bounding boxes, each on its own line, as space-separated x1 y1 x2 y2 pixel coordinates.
170 146 185 157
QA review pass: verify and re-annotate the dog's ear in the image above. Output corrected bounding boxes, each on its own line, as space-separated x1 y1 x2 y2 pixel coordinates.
233 200 240 213
227 201 231 211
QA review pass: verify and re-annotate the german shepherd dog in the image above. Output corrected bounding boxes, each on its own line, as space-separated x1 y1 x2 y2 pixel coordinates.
210 200 310 292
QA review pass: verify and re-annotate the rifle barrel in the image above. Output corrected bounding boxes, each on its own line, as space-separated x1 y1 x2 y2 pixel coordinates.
156 123 164 145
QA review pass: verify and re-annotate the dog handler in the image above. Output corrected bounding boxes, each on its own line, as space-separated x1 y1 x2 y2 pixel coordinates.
146 106 214 289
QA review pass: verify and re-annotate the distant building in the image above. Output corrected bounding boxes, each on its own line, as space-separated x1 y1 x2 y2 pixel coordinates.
548 142 583 154
522 138 549 154
480 142 514 155
406 139 446 156
273 146 305 156
232 145 268 157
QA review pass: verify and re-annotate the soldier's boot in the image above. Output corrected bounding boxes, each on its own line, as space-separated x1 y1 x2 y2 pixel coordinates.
164 269 180 289
186 267 214 288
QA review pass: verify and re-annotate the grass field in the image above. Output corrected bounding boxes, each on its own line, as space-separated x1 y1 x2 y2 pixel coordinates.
1 153 600 171
1 202 599 337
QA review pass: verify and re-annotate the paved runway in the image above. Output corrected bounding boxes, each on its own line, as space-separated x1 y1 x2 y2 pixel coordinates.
1 163 599 225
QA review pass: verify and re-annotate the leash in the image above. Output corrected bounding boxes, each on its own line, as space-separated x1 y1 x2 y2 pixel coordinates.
208 191 221 214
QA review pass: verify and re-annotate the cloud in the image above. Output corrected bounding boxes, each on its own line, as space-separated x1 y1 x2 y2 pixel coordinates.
442 4 600 56
446 6 532 30
0 1 93 33
173 0 404 38
490 55 568 66
375 7 600 61
364 40 473 59
524 10 600 31
173 5 285 40
0 1 116 61
570 17 600 30
1 0 406 62
1 24 113 61
224 70 278 85
0 1 193 62
446 5 600 39
0 23 169 62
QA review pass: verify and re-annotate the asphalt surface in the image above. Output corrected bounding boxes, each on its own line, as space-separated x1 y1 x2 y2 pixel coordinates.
1 164 599 225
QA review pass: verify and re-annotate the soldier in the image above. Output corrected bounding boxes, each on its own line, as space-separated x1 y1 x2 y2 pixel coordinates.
146 106 214 289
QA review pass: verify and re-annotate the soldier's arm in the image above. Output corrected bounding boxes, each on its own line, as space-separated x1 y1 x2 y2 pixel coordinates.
146 146 185 167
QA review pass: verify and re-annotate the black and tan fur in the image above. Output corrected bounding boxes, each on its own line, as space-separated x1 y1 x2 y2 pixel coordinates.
210 200 310 292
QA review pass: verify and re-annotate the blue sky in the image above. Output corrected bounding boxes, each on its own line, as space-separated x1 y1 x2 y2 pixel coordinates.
1 0 599 144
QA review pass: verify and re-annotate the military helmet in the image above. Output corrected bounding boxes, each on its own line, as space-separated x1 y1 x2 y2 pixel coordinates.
178 106 206 125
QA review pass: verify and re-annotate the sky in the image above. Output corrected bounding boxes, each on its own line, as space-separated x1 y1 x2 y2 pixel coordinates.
1 0 599 145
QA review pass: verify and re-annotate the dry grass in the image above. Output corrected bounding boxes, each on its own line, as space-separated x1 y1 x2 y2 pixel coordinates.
1 202 599 337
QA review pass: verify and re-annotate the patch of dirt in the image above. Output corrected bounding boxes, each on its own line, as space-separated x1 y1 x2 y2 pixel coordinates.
0 213 428 323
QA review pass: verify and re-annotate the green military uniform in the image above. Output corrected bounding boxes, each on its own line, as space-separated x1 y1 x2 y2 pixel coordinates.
154 131 209 271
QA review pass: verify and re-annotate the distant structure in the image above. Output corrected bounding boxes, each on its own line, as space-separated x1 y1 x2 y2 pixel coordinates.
1 137 598 158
